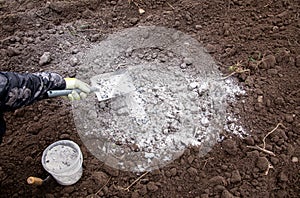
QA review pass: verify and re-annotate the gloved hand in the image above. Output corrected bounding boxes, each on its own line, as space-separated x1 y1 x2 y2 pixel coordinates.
64 78 91 101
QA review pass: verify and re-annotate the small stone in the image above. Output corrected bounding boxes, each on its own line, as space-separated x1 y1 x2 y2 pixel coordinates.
147 182 159 192
188 82 198 90
110 1 117 5
291 156 298 163
138 8 145 14
39 52 51 65
70 57 79 67
184 57 194 65
285 114 294 123
257 95 263 103
48 29 56 34
205 44 216 53
195 25 202 30
144 152 155 159
256 157 269 171
180 63 187 69
174 21 181 27
71 48 79 54
230 170 241 183
129 18 139 25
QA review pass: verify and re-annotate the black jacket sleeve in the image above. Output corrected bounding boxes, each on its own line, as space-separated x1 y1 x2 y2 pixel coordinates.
0 72 66 112
0 72 66 143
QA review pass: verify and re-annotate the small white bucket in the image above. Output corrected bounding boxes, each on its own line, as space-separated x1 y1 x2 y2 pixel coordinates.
41 140 83 185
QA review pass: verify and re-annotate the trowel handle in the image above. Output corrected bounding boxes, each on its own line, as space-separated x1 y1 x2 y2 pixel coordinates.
47 87 98 98
27 177 43 185
47 89 79 98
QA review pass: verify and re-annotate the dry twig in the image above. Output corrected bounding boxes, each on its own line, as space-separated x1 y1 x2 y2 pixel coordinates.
262 123 285 149
120 172 149 192
95 176 112 195
264 163 274 175
246 145 276 156
166 2 175 10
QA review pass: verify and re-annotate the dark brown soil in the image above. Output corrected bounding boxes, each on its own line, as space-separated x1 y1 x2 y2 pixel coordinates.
0 0 299 197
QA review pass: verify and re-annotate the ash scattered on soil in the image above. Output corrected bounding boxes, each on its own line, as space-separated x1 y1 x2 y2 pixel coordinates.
72 26 245 172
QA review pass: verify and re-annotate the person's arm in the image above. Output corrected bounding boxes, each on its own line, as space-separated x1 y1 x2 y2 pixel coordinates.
0 72 66 112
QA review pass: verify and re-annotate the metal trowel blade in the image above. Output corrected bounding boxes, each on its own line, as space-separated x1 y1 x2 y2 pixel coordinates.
90 70 135 101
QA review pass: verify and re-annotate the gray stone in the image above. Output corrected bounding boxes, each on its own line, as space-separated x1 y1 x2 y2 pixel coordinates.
70 57 79 67
184 57 194 65
129 18 139 25
39 52 51 65
205 44 216 53
285 114 294 123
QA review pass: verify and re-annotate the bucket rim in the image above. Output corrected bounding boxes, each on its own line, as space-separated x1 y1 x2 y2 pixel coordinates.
41 140 82 175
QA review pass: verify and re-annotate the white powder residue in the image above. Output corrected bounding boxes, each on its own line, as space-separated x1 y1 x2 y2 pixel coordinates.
44 145 78 172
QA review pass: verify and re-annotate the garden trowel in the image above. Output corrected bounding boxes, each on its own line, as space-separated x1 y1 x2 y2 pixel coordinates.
47 70 135 101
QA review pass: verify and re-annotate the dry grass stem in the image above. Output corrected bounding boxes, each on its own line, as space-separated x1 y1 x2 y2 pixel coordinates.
264 163 274 175
246 145 276 156
262 123 285 149
121 171 149 192
95 176 112 195
166 2 175 9
246 123 285 157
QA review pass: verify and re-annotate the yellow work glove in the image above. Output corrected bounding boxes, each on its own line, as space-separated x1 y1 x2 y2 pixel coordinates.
64 78 91 101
